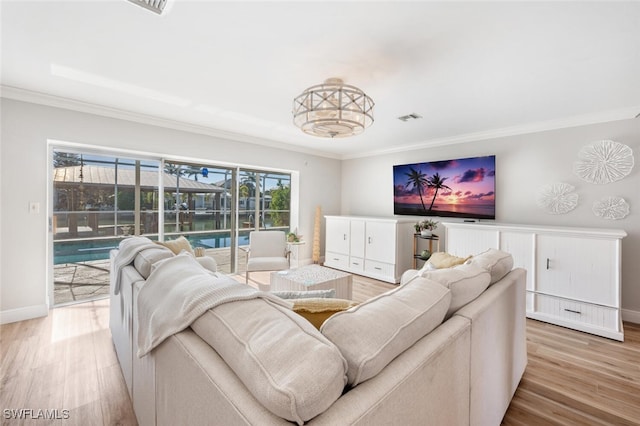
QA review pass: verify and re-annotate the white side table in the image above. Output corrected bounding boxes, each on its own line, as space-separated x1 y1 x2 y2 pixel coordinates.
287 241 305 268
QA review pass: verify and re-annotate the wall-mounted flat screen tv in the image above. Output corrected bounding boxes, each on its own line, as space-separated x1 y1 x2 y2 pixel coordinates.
393 155 496 220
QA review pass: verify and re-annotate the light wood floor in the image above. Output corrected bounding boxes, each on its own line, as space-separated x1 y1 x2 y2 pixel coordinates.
1 274 639 425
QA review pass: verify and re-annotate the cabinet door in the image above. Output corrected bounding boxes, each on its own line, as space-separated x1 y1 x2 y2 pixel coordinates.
365 221 396 263
536 235 617 306
326 217 350 255
350 220 366 258
446 227 499 257
500 231 534 290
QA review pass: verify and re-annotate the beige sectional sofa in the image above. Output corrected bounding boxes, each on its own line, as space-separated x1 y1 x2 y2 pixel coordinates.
110 240 526 426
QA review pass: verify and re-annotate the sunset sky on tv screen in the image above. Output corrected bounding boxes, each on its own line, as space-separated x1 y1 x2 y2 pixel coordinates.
393 155 496 219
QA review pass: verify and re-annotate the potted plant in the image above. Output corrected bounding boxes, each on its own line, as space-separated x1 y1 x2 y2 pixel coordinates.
419 219 438 237
287 231 300 243
414 222 422 234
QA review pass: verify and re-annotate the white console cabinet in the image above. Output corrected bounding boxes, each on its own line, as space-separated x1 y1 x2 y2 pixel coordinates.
443 222 626 341
325 216 414 283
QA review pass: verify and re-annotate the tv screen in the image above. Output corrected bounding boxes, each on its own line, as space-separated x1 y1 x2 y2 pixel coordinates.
393 155 496 220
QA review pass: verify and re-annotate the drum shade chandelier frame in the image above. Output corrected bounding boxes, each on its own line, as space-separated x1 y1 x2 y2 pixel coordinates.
292 78 374 138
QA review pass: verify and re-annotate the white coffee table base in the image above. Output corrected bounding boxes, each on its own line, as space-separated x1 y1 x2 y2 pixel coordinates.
270 264 353 300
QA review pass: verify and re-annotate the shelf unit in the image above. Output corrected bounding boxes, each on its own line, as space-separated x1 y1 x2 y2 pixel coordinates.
412 234 440 268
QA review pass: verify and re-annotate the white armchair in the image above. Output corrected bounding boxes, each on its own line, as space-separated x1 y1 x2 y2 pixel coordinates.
245 231 290 286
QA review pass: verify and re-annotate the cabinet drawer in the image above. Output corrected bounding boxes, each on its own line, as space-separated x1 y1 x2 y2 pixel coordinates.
349 257 364 272
532 294 618 330
364 260 394 279
325 252 349 270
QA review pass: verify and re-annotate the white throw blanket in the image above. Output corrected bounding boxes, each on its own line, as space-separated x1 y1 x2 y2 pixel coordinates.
137 253 292 357
111 236 161 295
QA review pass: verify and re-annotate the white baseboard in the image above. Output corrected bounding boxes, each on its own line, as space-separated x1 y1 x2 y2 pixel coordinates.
0 303 48 325
622 308 640 325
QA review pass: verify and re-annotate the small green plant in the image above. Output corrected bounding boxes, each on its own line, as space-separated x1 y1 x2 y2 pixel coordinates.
416 219 438 232
287 231 300 243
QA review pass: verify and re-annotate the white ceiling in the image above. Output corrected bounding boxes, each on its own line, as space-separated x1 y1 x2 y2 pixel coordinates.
2 1 640 159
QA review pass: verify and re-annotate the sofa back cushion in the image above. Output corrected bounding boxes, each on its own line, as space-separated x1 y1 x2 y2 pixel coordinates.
320 278 451 386
420 263 491 317
133 247 174 278
191 297 347 425
466 248 514 284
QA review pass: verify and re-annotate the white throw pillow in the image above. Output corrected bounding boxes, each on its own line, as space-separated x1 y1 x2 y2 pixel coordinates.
466 248 514 284
320 278 451 386
420 263 491 317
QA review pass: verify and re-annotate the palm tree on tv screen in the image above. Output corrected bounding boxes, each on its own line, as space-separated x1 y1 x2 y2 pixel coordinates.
404 167 429 212
427 172 451 211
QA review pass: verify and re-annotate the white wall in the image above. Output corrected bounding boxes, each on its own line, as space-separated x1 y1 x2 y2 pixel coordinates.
342 119 640 317
0 98 342 322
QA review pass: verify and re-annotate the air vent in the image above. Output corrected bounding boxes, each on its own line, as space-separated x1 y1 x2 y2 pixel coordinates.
128 0 168 14
397 113 423 122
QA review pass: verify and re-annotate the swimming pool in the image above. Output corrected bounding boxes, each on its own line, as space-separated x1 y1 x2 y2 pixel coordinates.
54 232 250 264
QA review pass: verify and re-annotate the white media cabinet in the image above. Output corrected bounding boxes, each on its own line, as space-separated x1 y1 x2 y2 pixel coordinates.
443 221 626 341
324 216 415 283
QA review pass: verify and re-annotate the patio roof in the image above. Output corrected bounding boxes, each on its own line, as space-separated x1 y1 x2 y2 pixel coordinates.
53 165 224 193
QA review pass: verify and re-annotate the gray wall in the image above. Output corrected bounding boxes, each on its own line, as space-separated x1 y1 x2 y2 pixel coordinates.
341 118 640 317
0 98 342 321
2 97 638 322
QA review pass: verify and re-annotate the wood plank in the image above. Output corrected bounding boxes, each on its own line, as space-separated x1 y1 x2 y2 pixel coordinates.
2 277 639 425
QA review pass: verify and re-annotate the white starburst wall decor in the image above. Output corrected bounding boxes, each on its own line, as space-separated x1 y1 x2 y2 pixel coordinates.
573 140 634 184
593 196 630 220
537 182 579 215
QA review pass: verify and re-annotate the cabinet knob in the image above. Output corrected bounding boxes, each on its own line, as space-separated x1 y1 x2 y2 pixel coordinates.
564 308 581 315
368 237 372 244
546 258 550 270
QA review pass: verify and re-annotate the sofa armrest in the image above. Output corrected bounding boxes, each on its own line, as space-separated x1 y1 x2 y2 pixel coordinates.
454 268 527 426
310 316 471 426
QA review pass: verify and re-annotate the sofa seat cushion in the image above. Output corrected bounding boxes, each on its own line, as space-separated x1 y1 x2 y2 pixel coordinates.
133 246 174 278
292 298 359 329
420 263 491 317
466 248 514 285
320 278 451 387
191 298 347 425
247 256 290 271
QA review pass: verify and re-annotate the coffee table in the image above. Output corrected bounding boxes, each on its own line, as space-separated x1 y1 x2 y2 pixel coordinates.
270 264 353 300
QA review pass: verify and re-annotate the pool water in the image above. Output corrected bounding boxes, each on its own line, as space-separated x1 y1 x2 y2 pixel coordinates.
54 233 250 264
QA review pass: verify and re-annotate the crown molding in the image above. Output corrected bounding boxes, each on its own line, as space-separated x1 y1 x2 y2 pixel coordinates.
342 106 640 160
2 85 636 162
0 85 341 160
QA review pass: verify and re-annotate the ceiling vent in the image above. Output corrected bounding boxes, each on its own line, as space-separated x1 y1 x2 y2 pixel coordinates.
128 0 168 14
398 113 422 122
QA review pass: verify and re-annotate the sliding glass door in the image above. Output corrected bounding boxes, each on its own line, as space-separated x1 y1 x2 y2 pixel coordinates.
162 161 238 273
52 150 160 305
51 147 293 306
